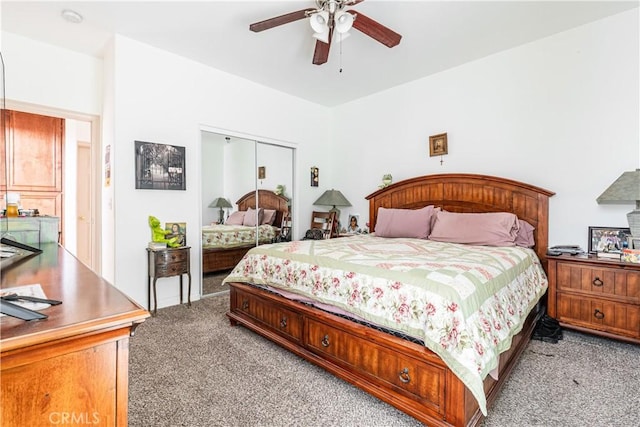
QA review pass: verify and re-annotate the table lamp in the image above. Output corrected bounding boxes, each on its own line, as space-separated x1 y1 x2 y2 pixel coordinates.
208 197 233 224
596 169 640 237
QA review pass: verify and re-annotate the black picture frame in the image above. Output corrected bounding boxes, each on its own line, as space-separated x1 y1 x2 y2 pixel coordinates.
588 226 630 254
135 140 186 190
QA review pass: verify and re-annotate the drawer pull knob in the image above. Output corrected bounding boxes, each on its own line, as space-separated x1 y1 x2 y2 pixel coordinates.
594 309 605 320
242 299 249 310
399 368 411 384
280 317 287 328
592 277 603 287
321 334 330 347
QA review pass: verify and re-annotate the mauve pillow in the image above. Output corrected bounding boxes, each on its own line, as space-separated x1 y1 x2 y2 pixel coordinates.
225 211 245 225
374 205 438 239
243 207 264 227
261 209 277 225
429 211 519 246
515 219 535 248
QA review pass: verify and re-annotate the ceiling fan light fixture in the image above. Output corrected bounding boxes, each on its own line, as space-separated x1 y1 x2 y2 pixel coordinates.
310 10 329 33
334 10 354 33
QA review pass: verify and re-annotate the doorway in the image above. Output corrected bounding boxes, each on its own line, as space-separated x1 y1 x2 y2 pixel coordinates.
3 102 102 273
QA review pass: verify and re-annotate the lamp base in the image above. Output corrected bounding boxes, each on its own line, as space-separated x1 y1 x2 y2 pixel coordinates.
628 209 640 238
218 208 225 224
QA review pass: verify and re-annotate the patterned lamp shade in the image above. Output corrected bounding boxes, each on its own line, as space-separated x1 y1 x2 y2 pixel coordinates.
597 169 640 237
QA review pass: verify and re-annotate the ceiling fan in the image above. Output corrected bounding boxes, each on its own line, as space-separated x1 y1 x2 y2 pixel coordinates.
249 0 402 66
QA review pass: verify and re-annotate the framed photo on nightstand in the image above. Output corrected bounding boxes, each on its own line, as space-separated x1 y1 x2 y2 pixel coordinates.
588 226 629 254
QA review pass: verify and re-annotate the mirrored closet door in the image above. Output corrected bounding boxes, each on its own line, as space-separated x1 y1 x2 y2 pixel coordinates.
200 130 293 297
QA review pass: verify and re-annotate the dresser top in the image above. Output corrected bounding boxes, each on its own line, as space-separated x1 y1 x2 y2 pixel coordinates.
1 244 149 352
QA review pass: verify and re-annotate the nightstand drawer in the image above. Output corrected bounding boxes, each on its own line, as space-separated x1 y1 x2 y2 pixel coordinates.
556 293 640 338
155 261 188 277
156 249 189 264
556 262 640 303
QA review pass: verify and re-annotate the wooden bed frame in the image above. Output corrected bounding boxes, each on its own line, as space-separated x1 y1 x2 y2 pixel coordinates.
227 174 554 426
202 190 289 274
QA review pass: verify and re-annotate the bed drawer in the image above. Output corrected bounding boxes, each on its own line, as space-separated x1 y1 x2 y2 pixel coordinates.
556 293 640 339
556 262 640 303
234 288 303 343
305 318 446 414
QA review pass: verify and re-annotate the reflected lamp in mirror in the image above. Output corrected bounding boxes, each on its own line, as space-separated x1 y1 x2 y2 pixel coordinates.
597 169 640 237
313 189 351 218
208 197 233 224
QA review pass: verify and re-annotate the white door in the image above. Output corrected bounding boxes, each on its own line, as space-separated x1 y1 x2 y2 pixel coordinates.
76 143 91 266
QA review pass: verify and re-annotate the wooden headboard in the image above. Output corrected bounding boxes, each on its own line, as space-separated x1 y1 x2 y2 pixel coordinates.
236 190 289 227
366 174 555 264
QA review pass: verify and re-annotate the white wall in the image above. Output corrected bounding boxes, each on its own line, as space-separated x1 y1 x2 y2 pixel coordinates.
111 36 331 308
331 9 639 250
1 32 102 115
201 132 225 225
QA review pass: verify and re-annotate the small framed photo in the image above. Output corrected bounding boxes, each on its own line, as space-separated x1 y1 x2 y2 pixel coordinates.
258 166 266 180
429 133 448 157
310 167 319 187
165 222 187 246
346 214 361 234
588 226 630 254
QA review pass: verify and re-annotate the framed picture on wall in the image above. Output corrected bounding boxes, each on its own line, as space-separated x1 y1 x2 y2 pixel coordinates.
135 140 186 190
429 133 448 157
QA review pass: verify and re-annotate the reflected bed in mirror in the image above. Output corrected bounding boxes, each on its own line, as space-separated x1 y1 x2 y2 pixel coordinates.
201 190 289 275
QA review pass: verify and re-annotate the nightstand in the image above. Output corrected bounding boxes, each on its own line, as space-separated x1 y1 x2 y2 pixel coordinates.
547 254 640 344
147 246 191 315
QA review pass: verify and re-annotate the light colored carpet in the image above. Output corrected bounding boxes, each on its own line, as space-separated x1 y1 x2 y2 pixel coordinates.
202 271 230 296
128 295 640 427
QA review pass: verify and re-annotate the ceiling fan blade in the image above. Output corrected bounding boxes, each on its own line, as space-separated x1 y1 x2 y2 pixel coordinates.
312 38 331 65
347 10 402 48
250 8 316 32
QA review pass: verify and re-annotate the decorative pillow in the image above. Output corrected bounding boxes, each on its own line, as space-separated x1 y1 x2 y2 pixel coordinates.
374 205 438 239
515 219 536 248
225 211 245 225
428 211 519 246
243 207 264 227
261 209 277 225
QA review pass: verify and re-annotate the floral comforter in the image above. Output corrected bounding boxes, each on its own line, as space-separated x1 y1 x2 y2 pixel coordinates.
224 234 548 415
202 224 278 249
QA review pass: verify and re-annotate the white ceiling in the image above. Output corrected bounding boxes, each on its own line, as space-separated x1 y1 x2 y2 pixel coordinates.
2 1 638 106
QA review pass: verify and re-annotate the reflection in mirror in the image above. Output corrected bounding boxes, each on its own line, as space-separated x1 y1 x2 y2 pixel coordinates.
200 131 294 297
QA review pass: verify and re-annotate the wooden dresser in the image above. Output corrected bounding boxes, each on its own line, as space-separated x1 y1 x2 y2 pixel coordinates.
547 254 640 344
1 243 149 426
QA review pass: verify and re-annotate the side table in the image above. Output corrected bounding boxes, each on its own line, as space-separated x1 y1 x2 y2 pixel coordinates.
547 253 640 344
147 246 191 315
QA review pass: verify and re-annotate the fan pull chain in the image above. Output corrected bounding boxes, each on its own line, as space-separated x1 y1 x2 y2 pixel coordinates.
339 34 343 73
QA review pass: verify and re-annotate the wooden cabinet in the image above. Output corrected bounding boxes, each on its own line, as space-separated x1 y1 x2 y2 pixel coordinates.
547 255 640 344
1 244 149 427
147 246 192 315
1 110 64 241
